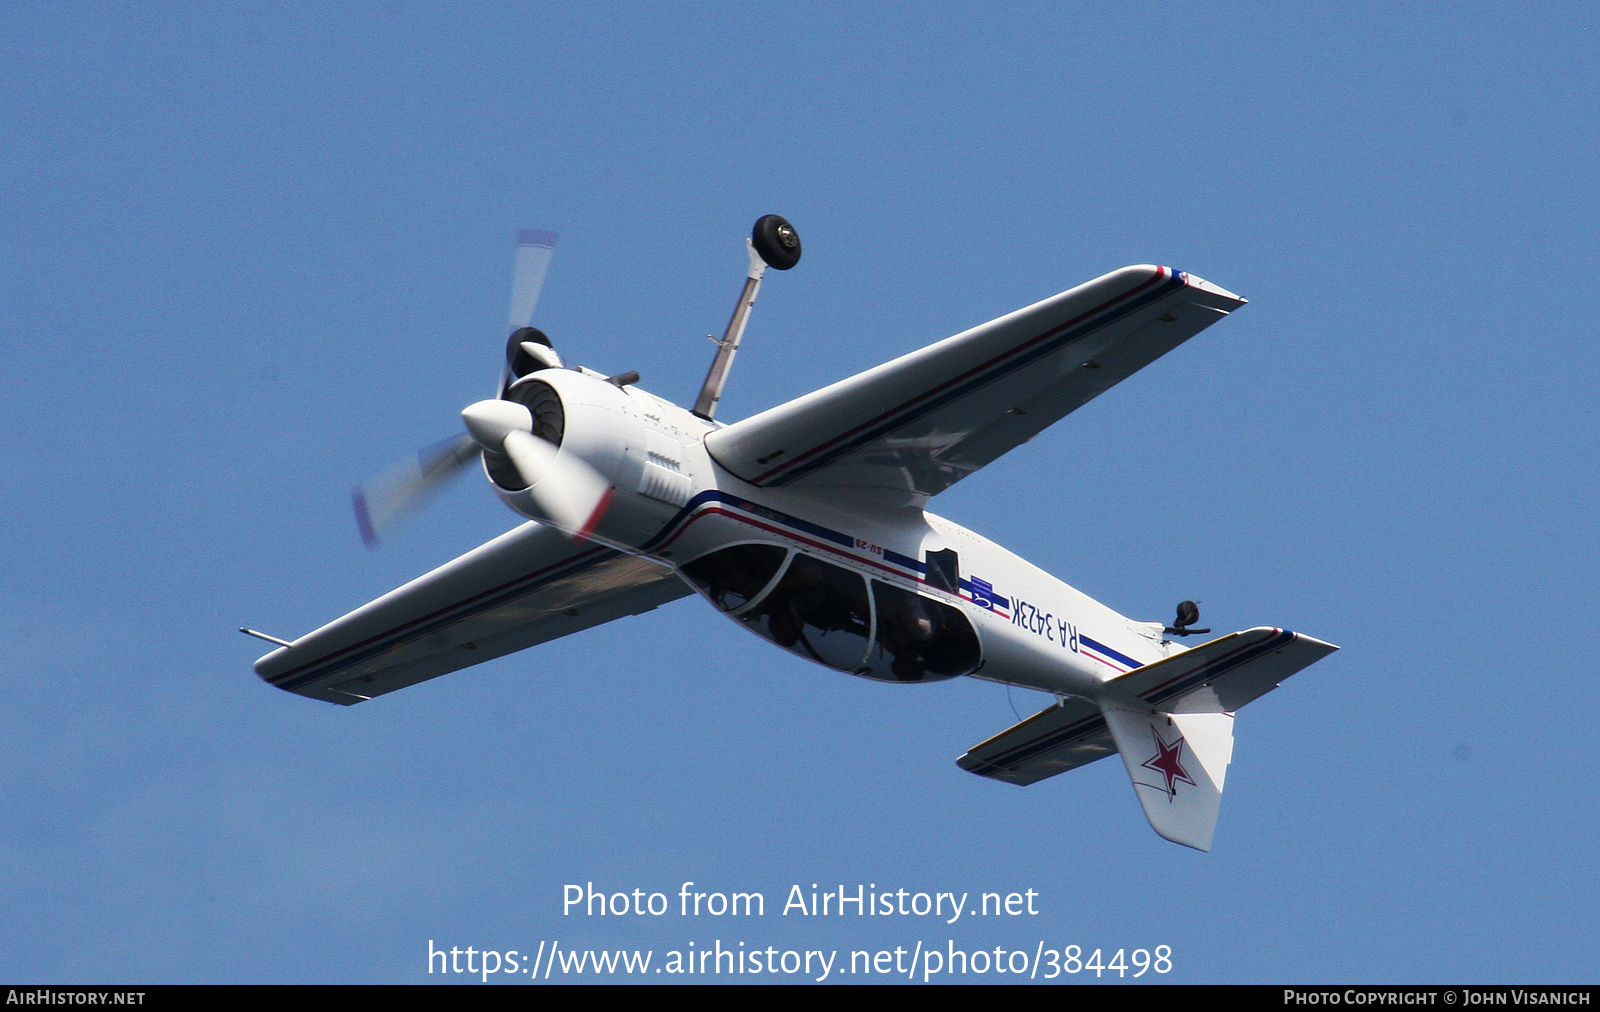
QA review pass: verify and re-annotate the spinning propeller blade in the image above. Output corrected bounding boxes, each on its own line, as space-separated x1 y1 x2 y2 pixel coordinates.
500 229 562 396
508 229 558 331
460 400 614 542
351 434 480 547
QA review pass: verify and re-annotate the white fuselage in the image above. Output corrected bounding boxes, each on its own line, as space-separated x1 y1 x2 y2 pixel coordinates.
487 369 1179 698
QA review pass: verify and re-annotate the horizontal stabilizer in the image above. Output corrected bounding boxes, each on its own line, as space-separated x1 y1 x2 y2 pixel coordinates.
1105 627 1337 713
1103 706 1235 852
957 695 1116 786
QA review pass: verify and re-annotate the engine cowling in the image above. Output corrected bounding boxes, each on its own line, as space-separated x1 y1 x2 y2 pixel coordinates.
488 369 703 547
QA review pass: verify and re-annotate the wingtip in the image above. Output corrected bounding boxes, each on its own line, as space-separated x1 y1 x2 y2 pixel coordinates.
1178 271 1246 304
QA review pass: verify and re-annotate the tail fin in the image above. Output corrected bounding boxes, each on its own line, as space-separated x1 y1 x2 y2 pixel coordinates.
1101 706 1235 852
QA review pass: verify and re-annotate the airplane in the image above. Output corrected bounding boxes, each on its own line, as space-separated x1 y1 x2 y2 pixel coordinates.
245 215 1337 851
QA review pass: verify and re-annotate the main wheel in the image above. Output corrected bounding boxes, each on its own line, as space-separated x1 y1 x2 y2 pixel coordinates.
751 214 801 270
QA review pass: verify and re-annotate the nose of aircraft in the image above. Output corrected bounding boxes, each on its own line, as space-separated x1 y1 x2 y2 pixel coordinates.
461 399 534 453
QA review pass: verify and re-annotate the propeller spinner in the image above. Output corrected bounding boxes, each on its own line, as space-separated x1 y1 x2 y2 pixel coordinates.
459 399 614 541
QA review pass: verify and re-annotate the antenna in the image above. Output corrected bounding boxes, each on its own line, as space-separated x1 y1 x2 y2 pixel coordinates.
239 627 294 648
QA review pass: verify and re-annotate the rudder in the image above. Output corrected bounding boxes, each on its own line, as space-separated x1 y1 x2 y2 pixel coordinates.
1101 706 1235 852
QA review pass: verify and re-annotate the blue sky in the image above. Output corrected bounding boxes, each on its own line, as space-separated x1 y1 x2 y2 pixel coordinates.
2 3 1597 984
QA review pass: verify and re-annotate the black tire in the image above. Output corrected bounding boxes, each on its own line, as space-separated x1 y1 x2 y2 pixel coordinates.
751 214 801 270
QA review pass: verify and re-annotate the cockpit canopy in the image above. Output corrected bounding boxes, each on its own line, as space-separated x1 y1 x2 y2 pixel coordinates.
681 544 980 682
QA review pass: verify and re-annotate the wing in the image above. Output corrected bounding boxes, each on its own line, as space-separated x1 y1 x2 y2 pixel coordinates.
706 265 1245 507
254 522 691 704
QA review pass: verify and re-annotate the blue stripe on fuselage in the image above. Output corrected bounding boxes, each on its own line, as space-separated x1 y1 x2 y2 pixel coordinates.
1079 634 1141 671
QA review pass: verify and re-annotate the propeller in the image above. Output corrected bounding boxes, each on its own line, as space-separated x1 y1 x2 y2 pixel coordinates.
501 229 563 395
353 228 589 547
508 230 558 332
352 434 479 548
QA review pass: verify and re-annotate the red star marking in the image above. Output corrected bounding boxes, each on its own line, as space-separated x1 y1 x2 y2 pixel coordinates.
1142 727 1196 798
